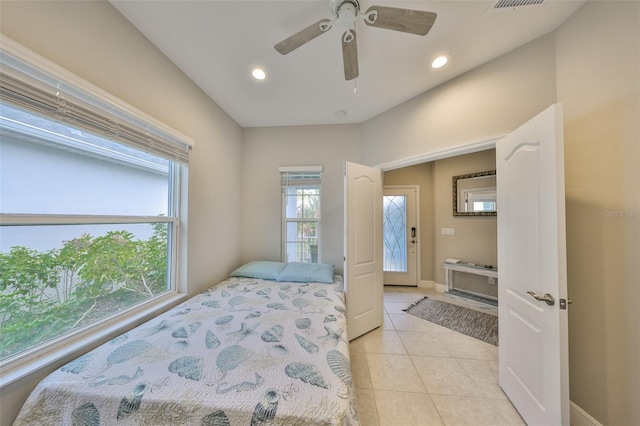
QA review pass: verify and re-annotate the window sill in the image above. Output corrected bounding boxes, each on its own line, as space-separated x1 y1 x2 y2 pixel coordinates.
0 292 189 388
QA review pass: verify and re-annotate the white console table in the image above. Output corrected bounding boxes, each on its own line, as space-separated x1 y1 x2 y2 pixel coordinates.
444 261 498 294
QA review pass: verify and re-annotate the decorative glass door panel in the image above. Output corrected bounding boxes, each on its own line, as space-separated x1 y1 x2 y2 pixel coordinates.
383 195 407 272
382 186 418 286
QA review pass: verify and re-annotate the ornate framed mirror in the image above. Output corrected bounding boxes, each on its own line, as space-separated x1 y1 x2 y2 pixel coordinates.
452 170 497 216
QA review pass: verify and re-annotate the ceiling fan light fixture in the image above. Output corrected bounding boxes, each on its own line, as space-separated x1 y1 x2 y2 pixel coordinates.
251 67 267 80
431 54 449 69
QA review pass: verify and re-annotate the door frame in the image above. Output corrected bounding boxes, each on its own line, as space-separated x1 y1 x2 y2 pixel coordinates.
374 125 569 424
382 185 420 286
376 136 503 172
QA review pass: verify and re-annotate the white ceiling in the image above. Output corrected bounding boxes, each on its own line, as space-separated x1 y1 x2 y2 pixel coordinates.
110 0 585 128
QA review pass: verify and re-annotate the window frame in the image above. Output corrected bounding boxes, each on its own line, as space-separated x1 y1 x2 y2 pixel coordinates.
280 166 323 264
0 35 192 385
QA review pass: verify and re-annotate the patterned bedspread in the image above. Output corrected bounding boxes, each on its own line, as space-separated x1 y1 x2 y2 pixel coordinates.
14 276 358 425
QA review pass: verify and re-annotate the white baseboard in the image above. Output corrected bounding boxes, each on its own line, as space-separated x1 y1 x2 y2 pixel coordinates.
434 282 447 292
418 280 435 288
418 280 447 292
570 401 603 426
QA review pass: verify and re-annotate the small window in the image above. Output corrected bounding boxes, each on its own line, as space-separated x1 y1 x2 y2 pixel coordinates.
464 188 497 213
280 167 322 263
0 37 192 365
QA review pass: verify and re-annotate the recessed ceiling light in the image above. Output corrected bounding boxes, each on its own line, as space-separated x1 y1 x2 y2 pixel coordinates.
251 67 267 80
431 54 449 69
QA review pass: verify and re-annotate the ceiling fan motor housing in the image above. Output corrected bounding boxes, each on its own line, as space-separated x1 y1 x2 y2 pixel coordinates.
335 0 360 30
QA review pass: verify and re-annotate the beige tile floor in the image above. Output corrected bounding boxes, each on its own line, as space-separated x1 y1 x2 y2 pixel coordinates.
350 286 525 426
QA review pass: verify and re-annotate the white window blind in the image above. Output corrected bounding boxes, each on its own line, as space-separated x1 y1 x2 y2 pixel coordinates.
279 166 323 188
0 35 193 164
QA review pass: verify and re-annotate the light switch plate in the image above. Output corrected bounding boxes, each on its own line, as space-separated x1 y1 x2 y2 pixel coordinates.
441 227 455 236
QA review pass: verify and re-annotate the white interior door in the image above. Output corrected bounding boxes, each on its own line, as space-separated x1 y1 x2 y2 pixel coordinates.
497 104 569 425
344 161 383 340
383 186 419 286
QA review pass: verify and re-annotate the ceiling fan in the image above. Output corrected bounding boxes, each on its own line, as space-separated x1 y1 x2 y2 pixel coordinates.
274 0 437 81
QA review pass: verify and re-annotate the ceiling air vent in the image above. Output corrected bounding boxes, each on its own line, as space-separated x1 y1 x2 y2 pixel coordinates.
488 0 544 13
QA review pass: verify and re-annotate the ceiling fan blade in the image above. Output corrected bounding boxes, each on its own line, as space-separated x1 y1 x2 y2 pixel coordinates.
274 19 333 55
363 6 436 36
342 30 359 81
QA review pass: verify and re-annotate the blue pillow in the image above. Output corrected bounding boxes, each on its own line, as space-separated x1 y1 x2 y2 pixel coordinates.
229 261 286 281
277 262 334 284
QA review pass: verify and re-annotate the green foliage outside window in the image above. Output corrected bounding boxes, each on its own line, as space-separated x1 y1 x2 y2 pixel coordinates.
0 224 168 360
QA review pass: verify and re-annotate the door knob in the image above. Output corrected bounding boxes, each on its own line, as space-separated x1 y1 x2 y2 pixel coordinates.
526 291 555 306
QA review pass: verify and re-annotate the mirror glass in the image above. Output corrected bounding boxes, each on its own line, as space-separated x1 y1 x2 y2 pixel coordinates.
453 170 497 216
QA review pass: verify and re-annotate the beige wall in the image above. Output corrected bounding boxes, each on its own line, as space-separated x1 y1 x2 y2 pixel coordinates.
241 125 362 275
555 2 640 425
433 150 497 286
383 150 497 288
361 33 557 167
0 1 243 424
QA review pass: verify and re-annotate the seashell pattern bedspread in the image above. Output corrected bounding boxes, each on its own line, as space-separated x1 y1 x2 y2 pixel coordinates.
14 276 359 425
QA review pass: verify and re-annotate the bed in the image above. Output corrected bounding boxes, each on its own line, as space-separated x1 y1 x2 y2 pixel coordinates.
13 261 358 425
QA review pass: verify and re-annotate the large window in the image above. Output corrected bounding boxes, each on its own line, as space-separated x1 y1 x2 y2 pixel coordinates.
0 36 192 365
280 167 322 263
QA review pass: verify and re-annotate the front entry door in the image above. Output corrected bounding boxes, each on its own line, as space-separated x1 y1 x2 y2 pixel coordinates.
497 104 570 425
383 186 418 286
344 162 384 340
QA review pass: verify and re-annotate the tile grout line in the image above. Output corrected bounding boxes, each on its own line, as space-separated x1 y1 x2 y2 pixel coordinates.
354 288 517 425
406 351 448 425
395 294 448 426
392 289 500 424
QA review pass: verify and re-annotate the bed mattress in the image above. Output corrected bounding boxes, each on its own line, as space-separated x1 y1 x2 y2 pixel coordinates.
14 276 358 425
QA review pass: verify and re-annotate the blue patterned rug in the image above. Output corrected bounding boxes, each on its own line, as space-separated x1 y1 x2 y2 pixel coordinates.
404 296 498 346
